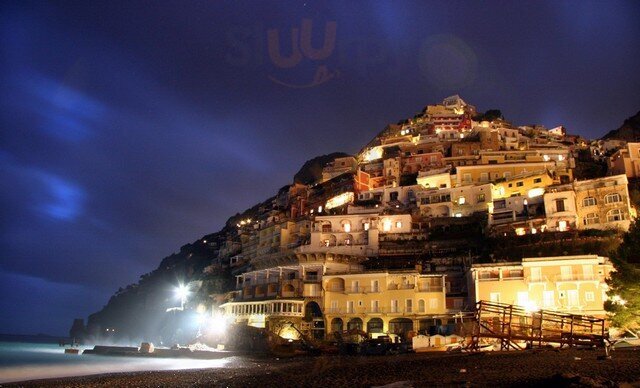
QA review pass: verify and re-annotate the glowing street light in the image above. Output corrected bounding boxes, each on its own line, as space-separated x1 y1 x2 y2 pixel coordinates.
175 284 189 310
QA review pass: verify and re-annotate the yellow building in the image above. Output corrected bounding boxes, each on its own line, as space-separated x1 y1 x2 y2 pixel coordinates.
573 175 633 231
492 171 555 199
455 161 556 187
608 143 640 178
468 255 612 317
323 271 448 338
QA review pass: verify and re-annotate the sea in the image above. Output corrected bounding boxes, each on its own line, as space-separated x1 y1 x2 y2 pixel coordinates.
0 335 236 384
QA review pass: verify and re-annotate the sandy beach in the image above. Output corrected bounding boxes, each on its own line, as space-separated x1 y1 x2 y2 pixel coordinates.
8 347 640 387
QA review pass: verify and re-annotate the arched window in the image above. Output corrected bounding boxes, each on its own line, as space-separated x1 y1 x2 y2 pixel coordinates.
607 209 625 222
582 197 597 207
584 213 600 225
418 299 426 313
604 193 622 204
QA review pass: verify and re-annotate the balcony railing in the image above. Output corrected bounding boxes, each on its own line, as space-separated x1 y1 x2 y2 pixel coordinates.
325 307 423 315
418 285 444 292
554 274 598 282
387 284 416 290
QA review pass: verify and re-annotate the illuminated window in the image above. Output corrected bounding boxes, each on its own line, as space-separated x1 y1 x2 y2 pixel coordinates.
382 219 392 232
395 221 402 228
543 291 554 307
477 193 486 202
343 222 351 232
515 228 526 236
458 196 466 205
607 209 624 222
604 193 622 204
584 213 599 225
582 197 597 207
558 220 568 231
363 222 370 231
318 205 323 213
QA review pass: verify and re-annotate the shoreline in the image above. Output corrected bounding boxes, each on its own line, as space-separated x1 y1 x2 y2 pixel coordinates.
8 348 640 387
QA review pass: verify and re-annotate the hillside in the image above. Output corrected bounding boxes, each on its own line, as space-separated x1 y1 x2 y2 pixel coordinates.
76 97 637 345
602 111 640 141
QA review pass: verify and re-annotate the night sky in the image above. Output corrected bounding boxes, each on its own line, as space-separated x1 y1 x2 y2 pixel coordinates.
1 1 639 336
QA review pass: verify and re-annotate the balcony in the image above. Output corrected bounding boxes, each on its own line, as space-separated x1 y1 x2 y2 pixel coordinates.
418 285 444 292
297 244 377 256
304 274 320 282
554 274 598 282
325 307 413 315
387 283 416 290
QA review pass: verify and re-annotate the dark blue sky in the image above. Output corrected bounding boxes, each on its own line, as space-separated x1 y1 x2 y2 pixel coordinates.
1 1 639 335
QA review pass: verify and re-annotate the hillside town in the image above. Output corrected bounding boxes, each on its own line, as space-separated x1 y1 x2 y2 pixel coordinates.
189 96 640 344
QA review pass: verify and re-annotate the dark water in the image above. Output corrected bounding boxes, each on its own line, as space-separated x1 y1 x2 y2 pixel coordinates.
0 341 237 383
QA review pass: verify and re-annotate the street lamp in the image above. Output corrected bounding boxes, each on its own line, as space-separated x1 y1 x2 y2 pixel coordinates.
176 284 189 310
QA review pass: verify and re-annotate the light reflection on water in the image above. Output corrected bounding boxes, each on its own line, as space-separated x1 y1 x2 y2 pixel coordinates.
0 342 235 383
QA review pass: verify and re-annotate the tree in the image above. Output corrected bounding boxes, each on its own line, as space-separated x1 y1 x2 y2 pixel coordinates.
605 219 640 334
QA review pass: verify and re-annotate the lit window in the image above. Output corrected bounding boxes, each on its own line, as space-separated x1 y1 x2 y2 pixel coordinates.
343 222 351 233
395 221 402 228
363 222 370 231
604 193 622 204
607 209 624 222
318 205 323 213
458 196 466 205
382 219 392 232
515 228 526 236
558 220 568 232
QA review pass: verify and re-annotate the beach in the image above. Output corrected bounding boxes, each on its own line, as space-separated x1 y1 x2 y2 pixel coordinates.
10 347 640 387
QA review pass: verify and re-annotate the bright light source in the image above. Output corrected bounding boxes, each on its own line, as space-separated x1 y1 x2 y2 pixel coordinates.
176 285 189 300
558 220 567 232
515 228 526 236
528 188 545 198
523 301 540 313
363 147 383 162
210 313 230 335
325 192 354 209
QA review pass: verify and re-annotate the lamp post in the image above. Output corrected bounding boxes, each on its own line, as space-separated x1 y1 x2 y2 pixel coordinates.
176 285 189 310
